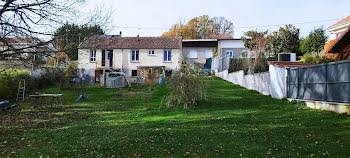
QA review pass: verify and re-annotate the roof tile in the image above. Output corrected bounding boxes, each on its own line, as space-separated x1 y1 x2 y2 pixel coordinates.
79 37 182 49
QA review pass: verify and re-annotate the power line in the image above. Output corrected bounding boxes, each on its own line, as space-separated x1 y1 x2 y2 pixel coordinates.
106 18 342 30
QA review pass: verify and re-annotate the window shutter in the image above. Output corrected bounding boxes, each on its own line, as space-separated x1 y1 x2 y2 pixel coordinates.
102 50 105 66
109 50 113 67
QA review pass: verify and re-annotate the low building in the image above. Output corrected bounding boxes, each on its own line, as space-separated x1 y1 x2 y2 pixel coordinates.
182 39 217 69
0 37 57 69
217 39 248 58
78 36 182 83
326 16 350 41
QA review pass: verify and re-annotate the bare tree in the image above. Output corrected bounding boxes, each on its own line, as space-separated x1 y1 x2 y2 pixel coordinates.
210 17 234 39
0 0 80 61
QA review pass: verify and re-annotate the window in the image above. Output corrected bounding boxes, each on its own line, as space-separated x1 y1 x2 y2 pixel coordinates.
188 50 197 58
90 49 96 62
165 70 172 77
148 50 155 56
226 51 233 57
205 50 213 59
163 50 171 62
131 50 139 62
131 70 138 76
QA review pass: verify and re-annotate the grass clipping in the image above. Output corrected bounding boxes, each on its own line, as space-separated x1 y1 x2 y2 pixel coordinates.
166 70 206 108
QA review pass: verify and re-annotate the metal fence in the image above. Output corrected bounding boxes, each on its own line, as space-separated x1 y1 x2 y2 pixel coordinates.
287 60 350 103
211 56 231 72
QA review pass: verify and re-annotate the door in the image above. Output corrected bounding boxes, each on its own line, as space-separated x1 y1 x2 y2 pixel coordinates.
145 68 153 84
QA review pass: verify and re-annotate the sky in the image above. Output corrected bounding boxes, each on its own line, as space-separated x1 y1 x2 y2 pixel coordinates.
81 0 350 38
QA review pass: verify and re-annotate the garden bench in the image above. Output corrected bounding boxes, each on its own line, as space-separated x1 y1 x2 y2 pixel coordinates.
29 94 63 108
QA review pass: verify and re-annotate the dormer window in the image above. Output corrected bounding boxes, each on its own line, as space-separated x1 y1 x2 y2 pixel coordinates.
148 50 155 56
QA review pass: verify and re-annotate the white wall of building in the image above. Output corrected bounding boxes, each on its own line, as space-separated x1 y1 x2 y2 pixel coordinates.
78 48 181 79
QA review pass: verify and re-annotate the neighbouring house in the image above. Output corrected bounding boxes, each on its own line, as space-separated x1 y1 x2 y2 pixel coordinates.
217 39 249 58
326 15 350 41
78 36 182 84
0 37 57 69
325 26 350 60
182 39 217 69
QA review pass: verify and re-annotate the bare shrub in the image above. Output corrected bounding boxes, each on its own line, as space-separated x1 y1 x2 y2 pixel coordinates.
166 65 206 108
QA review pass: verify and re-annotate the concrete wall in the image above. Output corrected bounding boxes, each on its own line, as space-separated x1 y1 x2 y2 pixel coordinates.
78 49 96 79
216 70 270 95
269 65 287 99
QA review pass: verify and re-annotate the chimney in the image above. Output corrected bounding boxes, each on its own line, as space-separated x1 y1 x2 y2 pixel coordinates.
137 35 140 41
119 31 122 37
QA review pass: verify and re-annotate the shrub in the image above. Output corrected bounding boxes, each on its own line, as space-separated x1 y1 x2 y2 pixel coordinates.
0 70 31 101
166 68 206 108
301 52 334 64
228 58 269 74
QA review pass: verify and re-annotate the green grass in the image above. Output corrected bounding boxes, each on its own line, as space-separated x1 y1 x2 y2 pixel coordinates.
0 77 349 157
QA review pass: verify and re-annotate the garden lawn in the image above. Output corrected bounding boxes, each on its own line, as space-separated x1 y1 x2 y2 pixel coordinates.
0 77 349 157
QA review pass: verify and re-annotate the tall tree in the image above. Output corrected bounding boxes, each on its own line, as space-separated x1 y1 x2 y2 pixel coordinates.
53 23 105 60
299 27 327 55
162 15 234 39
268 24 300 56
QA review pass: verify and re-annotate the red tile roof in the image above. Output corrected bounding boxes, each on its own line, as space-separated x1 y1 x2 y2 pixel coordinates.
268 61 312 68
327 16 350 30
3 37 46 44
79 36 182 49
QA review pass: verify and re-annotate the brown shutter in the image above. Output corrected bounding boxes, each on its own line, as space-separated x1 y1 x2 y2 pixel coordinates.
102 50 105 66
109 50 113 67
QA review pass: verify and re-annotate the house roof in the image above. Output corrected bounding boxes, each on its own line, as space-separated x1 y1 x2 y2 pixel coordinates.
2 37 46 44
327 16 350 30
268 61 312 68
325 26 350 54
79 36 182 49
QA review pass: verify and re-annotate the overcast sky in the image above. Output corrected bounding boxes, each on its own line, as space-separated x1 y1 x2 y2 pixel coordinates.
81 0 350 38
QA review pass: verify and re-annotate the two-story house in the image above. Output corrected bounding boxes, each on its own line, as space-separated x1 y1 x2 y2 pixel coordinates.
326 16 350 41
78 36 182 83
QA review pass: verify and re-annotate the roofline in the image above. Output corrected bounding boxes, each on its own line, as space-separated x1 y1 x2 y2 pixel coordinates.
182 39 217 42
327 22 350 31
79 47 182 49
217 38 242 41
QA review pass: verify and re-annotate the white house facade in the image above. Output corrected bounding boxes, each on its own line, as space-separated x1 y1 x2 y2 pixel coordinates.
78 36 182 83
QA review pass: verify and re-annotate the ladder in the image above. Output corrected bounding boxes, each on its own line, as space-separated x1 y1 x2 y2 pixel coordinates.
16 79 26 103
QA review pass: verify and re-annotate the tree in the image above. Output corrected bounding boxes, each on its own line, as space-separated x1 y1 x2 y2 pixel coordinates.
162 15 234 39
53 23 105 60
268 24 300 57
299 27 327 55
242 30 269 50
242 30 269 72
0 0 79 58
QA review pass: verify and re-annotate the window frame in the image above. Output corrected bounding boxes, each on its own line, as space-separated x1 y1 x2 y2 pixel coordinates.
225 50 233 57
131 70 138 77
188 50 198 59
205 50 213 59
163 50 172 62
148 50 155 56
90 49 96 62
131 50 139 62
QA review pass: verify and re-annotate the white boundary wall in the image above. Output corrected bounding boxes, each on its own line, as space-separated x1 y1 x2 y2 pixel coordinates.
216 65 288 98
216 70 270 95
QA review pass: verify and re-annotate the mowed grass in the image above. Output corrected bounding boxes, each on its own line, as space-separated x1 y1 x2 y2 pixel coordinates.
0 77 349 157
